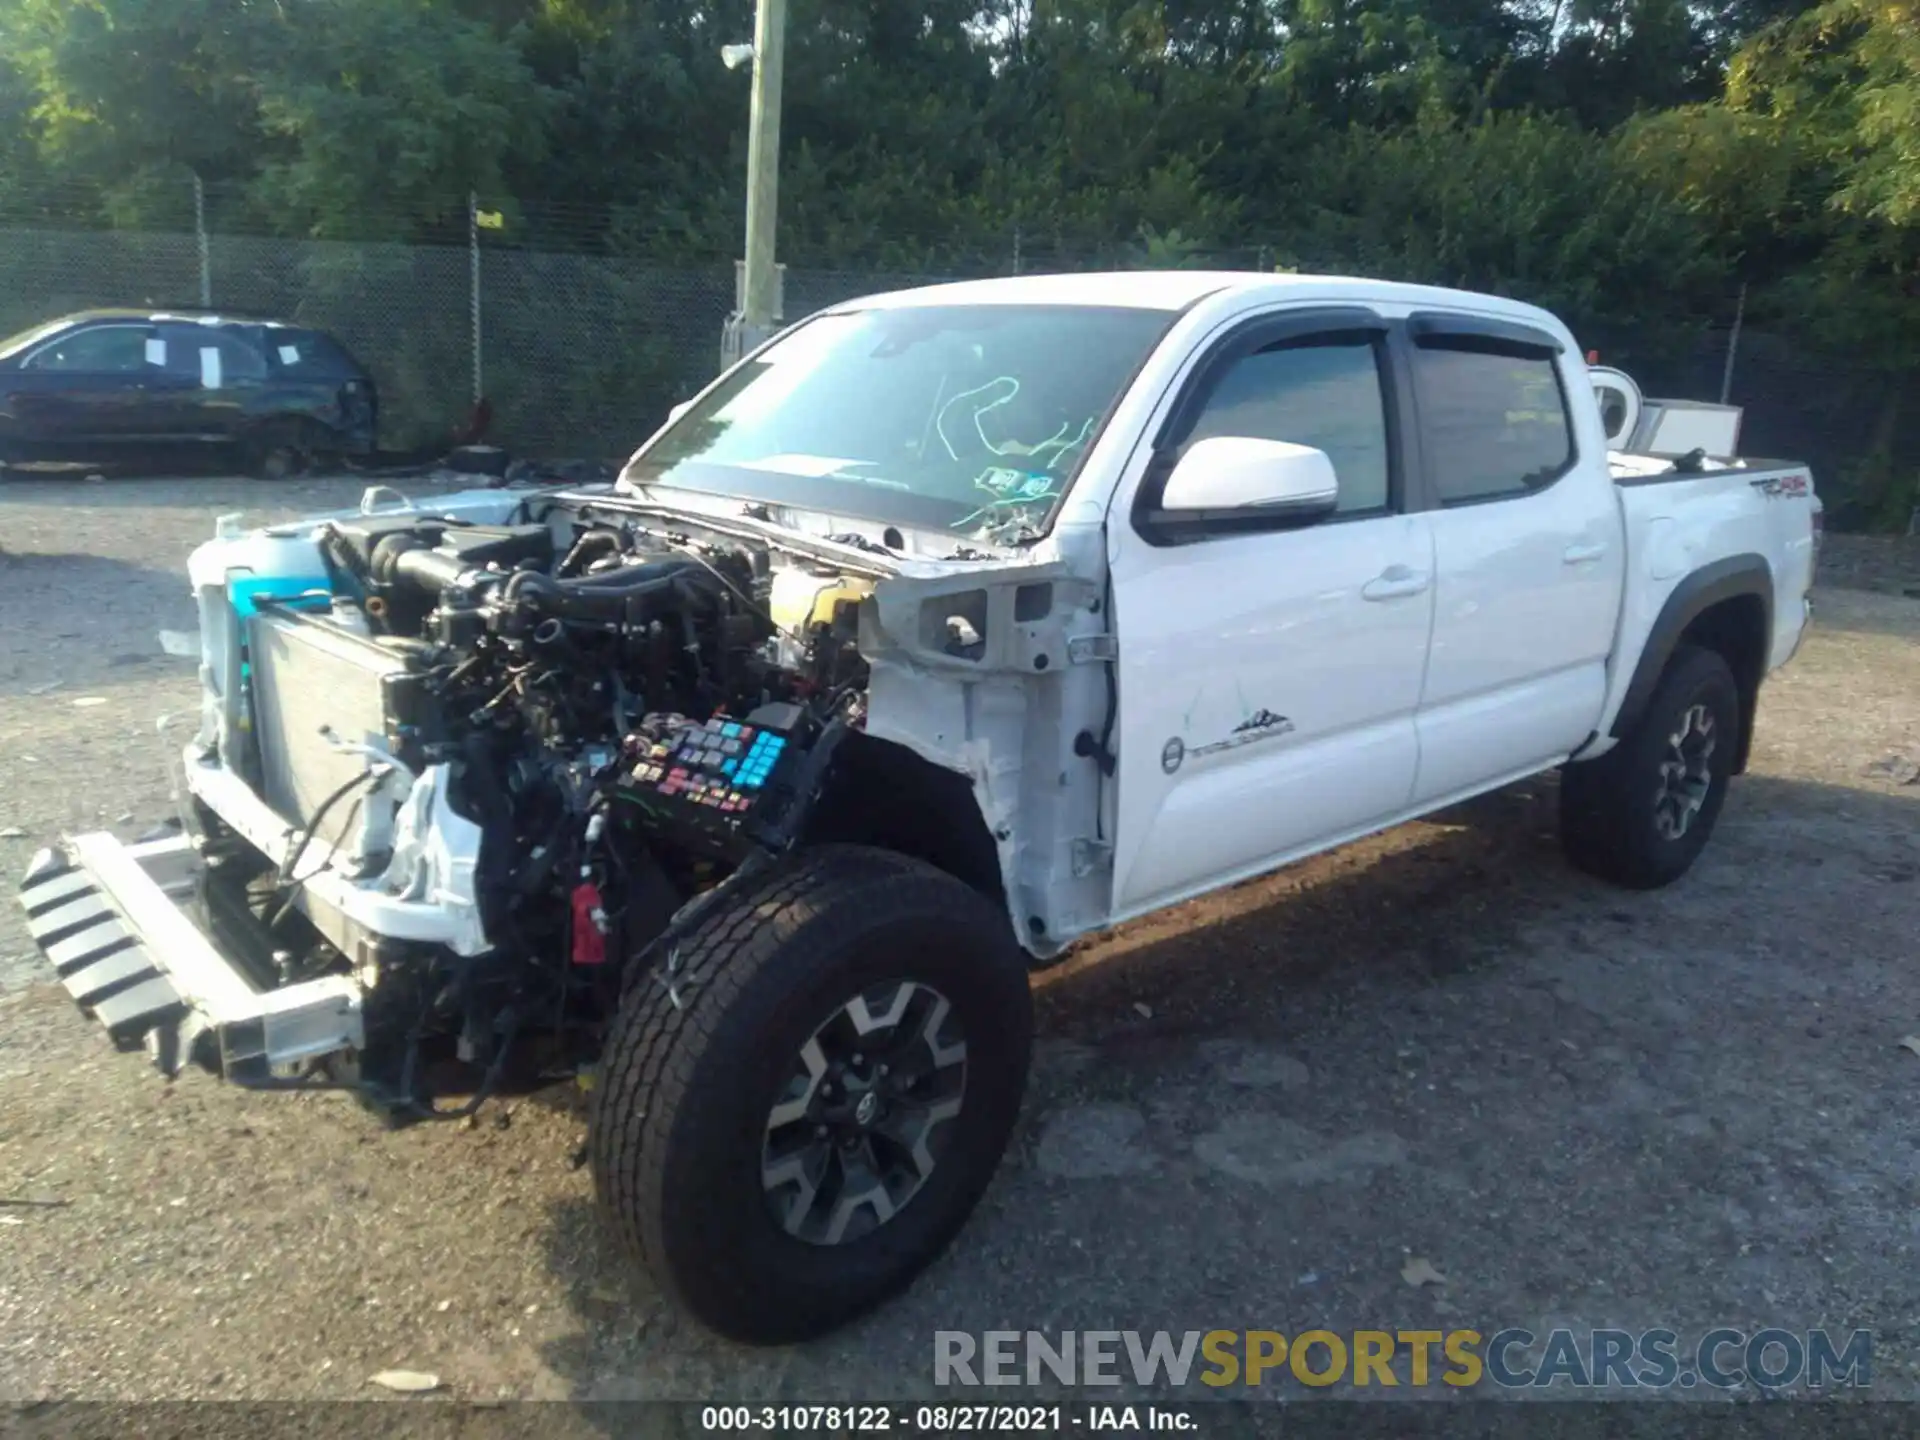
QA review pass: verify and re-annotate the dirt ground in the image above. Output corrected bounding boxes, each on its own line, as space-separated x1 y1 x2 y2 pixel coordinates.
1 476 1916 1404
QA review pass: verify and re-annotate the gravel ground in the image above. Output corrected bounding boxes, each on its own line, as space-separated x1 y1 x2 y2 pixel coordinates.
1 476 1917 1405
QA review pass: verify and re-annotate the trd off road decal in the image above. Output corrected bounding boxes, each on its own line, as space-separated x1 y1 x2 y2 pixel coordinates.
1750 472 1810 499
1193 709 1296 757
1163 709 1296 774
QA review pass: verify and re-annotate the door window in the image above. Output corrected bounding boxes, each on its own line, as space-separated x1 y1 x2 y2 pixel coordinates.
21 325 153 374
1183 338 1393 514
162 326 266 388
1413 342 1575 503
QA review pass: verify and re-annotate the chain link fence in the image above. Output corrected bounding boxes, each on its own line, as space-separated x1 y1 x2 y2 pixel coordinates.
0 185 1911 528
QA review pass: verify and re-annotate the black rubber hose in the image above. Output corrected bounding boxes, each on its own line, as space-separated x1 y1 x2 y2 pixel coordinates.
390 546 470 593
558 530 621 577
501 564 716 628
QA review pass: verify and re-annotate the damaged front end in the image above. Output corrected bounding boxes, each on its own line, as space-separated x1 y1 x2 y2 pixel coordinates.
19 832 362 1084
16 483 1110 1117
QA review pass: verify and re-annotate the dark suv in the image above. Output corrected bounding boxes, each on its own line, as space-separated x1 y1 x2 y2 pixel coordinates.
0 310 379 478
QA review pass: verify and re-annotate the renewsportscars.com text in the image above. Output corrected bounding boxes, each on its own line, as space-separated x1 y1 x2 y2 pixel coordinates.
934 1328 1871 1391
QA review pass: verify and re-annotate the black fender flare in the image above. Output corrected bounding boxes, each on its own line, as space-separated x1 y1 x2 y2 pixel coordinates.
1611 552 1773 765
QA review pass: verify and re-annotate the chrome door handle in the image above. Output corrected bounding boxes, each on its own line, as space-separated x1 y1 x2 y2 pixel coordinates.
1362 566 1431 601
1563 542 1608 565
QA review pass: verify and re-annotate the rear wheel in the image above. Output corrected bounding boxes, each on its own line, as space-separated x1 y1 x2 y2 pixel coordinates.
242 419 330 480
1561 644 1741 889
590 845 1032 1344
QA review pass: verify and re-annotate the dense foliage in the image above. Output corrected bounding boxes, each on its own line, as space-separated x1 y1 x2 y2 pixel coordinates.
0 0 1913 518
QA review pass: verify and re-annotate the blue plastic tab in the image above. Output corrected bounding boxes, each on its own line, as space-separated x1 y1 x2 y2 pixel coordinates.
228 574 333 618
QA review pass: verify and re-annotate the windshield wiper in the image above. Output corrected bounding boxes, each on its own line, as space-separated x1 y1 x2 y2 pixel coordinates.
975 520 1046 547
826 531 896 556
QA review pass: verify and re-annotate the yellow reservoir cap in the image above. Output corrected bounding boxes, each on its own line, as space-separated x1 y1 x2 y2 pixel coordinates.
769 567 873 633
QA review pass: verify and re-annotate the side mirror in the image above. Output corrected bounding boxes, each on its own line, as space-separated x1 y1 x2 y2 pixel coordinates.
1158 437 1339 522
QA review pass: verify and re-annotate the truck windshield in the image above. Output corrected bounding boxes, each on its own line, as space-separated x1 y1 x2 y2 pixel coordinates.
620 304 1175 541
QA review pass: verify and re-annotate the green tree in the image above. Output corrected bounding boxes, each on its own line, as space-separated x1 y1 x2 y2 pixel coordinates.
246 0 555 237
1273 110 1728 345
1 0 268 221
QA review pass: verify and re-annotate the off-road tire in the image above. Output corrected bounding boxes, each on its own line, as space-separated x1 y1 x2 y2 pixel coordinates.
590 844 1033 1344
1561 644 1741 889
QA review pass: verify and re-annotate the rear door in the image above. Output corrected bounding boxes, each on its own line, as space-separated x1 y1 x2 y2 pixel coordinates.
265 328 379 451
1107 309 1436 917
1404 313 1626 805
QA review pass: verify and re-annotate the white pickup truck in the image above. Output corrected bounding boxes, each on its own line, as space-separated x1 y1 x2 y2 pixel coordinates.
19 271 1819 1345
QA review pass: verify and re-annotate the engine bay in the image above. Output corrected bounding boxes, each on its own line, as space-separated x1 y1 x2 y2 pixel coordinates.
321 507 871 744
206 501 890 1112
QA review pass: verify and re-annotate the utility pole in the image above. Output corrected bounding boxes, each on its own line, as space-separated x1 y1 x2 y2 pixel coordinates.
1719 280 1747 406
721 0 788 370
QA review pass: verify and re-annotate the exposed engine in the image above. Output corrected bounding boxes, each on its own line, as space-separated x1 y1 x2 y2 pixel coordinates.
219 504 879 1113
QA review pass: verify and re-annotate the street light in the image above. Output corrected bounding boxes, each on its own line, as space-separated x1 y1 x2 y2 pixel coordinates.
719 0 787 370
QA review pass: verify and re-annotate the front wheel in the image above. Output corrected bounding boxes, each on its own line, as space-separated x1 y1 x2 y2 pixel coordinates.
590 845 1033 1344
1561 644 1741 889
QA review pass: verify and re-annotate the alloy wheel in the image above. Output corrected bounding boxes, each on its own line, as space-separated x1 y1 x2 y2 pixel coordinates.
1653 702 1717 840
760 980 968 1247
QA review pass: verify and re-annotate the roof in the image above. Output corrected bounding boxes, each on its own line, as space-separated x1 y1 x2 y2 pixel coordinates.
835 270 1563 329
39 308 293 329
0 307 317 362
841 271 1244 311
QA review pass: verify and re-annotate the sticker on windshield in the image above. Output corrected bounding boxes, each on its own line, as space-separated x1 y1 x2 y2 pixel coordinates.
952 465 1062 534
144 339 166 367
278 345 301 365
736 454 872 479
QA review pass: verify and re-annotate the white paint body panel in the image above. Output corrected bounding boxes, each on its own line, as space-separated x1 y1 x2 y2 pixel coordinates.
1413 345 1628 804
1106 513 1434 913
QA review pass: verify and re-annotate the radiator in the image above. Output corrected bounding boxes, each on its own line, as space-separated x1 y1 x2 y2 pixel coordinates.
246 610 411 866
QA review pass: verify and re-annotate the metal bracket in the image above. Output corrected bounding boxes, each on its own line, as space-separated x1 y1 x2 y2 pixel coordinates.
720 312 780 371
1070 839 1113 878
1068 634 1118 665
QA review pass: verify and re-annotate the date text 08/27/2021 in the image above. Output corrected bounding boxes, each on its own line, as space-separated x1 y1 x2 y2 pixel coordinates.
700 1406 1192 1433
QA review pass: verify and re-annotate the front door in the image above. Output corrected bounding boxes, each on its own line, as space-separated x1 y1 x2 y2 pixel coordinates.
1107 316 1436 918
10 322 160 445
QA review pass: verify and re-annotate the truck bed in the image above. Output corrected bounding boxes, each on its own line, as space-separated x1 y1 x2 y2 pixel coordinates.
1597 452 1820 752
1608 451 1809 489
